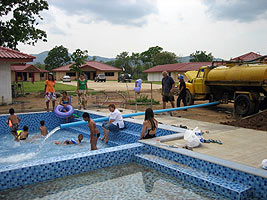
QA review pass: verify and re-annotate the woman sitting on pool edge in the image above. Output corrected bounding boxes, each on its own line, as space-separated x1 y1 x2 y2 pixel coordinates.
54 134 83 145
139 108 158 140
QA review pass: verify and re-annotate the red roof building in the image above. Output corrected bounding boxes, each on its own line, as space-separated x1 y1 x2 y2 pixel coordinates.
231 52 262 61
11 64 48 82
0 46 35 62
144 62 211 82
53 61 121 81
0 46 36 104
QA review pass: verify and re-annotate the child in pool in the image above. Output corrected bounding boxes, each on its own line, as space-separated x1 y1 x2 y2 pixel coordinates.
7 108 21 140
40 120 48 136
16 126 29 141
82 112 100 150
54 134 83 145
59 91 71 123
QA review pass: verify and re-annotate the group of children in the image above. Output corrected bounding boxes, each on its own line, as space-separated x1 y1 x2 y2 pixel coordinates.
7 108 99 150
7 108 48 141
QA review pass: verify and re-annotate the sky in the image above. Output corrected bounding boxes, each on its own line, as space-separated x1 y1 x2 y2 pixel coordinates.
17 0 267 60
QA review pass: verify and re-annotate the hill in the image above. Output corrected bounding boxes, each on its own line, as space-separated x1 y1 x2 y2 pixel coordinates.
29 51 115 64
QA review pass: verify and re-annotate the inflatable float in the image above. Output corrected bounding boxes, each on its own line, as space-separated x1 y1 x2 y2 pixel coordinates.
134 79 142 93
54 105 74 118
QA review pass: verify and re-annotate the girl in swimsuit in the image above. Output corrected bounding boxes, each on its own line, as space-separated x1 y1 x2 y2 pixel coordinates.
54 134 83 145
139 108 158 140
59 91 71 123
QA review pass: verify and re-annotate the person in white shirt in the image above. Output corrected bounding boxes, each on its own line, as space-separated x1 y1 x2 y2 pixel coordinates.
100 104 124 143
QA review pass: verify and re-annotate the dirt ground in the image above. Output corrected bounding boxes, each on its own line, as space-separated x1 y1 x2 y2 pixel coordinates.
0 80 266 131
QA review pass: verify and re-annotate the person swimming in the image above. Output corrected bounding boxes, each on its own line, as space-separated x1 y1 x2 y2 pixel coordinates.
54 134 83 145
16 126 29 141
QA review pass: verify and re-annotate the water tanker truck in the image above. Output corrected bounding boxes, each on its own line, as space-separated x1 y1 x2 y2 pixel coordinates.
183 56 267 116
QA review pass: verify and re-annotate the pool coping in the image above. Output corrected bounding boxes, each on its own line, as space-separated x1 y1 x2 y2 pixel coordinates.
139 137 267 179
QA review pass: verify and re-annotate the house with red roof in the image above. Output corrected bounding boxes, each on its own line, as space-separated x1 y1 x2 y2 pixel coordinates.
11 64 48 82
53 61 121 81
231 52 261 61
144 62 211 82
0 46 35 104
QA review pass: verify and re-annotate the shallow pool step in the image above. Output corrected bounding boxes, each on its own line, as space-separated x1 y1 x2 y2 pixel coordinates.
134 154 252 200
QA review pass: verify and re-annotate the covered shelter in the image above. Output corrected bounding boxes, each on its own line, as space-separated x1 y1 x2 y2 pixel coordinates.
0 47 35 105
53 61 121 81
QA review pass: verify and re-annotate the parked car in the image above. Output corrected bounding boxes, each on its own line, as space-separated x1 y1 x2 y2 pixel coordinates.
62 75 71 82
94 74 106 82
118 73 132 82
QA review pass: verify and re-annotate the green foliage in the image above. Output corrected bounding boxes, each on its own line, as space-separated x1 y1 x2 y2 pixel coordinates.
153 51 177 66
70 49 89 73
0 0 48 49
44 45 71 71
34 62 46 70
140 46 163 66
129 95 160 105
22 81 77 93
189 50 214 62
114 51 132 73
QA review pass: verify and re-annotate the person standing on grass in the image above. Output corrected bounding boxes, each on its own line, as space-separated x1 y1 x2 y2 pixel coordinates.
161 71 175 110
77 73 88 110
177 75 187 110
44 73 56 112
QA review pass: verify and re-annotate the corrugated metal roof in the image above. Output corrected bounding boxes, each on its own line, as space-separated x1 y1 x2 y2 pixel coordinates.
144 62 211 73
231 52 261 61
53 61 121 72
0 46 35 61
11 64 49 73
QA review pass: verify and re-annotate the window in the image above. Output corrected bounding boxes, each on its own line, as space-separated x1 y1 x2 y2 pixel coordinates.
66 72 76 77
29 73 32 78
105 72 114 76
40 73 44 78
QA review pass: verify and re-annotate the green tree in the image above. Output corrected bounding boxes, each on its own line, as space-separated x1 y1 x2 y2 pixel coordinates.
70 49 88 74
0 0 49 49
114 51 132 74
189 50 214 62
153 51 177 66
140 46 163 67
34 62 46 70
44 45 71 71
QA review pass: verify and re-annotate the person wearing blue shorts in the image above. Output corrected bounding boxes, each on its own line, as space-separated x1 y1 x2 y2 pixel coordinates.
100 104 124 143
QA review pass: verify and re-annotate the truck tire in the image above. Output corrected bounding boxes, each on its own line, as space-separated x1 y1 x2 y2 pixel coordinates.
234 95 254 117
185 89 194 105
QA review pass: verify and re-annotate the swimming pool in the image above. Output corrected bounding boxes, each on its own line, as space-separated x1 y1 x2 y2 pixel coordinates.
0 162 230 200
0 128 109 168
0 110 266 199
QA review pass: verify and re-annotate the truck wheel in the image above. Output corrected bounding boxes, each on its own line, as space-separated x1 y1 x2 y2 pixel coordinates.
185 90 194 105
234 95 254 117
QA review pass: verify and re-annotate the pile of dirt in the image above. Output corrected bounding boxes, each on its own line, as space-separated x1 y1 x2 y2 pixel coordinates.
222 110 267 131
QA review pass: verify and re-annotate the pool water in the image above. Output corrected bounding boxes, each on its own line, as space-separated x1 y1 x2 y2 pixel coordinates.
0 128 109 168
0 163 229 200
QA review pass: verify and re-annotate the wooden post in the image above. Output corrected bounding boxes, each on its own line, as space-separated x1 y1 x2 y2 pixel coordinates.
135 91 137 113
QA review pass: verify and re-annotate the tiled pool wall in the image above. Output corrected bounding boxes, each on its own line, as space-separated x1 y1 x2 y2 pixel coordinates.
138 144 267 200
1 111 266 199
0 143 144 191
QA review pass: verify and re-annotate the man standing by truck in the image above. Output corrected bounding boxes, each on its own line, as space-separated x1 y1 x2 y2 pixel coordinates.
177 75 187 110
162 71 175 110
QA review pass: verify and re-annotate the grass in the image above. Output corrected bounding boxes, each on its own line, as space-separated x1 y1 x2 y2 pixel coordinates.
21 81 78 93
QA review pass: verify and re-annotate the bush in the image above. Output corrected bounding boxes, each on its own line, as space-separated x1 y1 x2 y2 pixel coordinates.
129 95 159 105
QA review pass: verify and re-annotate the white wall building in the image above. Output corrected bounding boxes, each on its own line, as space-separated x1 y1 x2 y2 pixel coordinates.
0 47 35 105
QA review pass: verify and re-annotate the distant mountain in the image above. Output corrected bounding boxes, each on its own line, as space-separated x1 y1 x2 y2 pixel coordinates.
29 51 222 65
29 51 115 64
178 56 223 63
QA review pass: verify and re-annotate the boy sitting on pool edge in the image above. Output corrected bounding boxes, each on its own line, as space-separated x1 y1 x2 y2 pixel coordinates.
82 112 100 151
54 134 83 145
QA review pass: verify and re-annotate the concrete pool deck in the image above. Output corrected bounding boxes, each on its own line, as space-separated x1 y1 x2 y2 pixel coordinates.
92 107 267 170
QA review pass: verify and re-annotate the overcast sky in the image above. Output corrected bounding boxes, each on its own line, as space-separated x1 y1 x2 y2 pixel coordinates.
17 0 267 60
